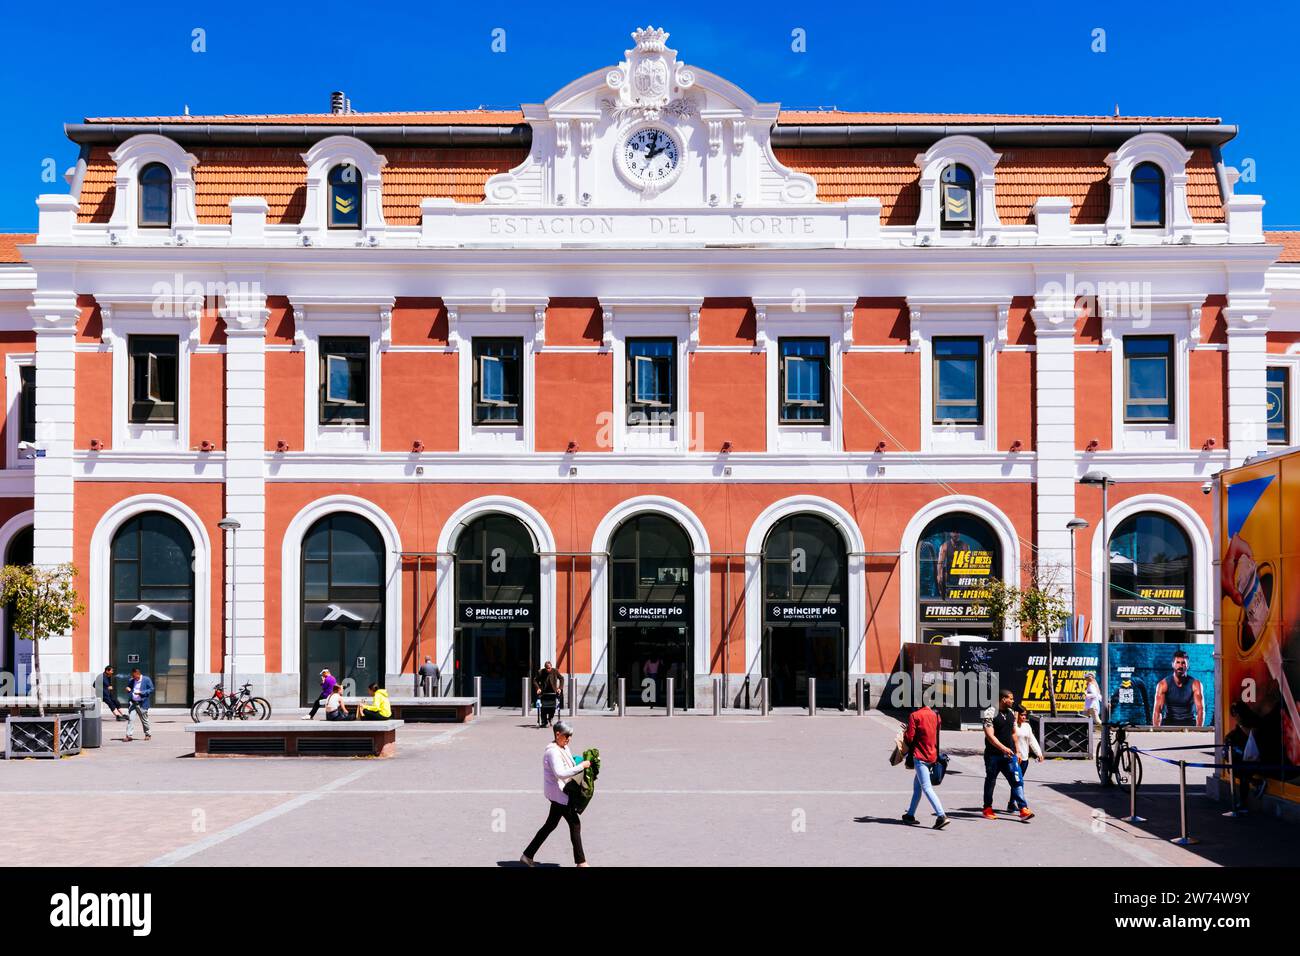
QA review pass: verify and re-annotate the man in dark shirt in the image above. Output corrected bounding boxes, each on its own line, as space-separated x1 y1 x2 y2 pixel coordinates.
534 661 562 727
982 688 1033 820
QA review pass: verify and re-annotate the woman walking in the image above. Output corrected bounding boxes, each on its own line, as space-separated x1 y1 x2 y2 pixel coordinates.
521 720 590 867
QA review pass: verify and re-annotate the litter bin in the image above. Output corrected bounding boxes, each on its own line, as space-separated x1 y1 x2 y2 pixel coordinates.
79 697 102 749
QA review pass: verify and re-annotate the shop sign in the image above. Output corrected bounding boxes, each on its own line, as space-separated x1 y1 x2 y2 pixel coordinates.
460 604 534 623
613 602 686 621
766 602 840 624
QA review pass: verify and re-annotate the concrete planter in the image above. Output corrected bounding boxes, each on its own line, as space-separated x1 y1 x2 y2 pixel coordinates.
4 713 83 759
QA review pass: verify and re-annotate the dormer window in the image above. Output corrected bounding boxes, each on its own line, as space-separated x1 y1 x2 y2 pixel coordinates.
940 164 975 231
1131 162 1165 228
328 164 362 229
138 163 172 228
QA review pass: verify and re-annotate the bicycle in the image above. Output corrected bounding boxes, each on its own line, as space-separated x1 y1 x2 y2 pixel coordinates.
1096 720 1143 789
191 682 272 722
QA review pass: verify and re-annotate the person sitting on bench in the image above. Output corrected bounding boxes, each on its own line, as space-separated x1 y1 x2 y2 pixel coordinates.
324 685 351 721
358 683 392 721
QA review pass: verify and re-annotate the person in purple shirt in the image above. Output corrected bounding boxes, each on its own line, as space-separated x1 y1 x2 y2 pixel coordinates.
302 669 337 720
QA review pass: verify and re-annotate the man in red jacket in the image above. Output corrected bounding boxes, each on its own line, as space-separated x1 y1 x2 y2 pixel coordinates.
902 705 950 829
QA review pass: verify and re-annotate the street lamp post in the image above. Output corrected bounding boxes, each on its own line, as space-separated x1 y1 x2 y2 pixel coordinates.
1079 472 1112 720
1066 518 1090 642
218 518 241 694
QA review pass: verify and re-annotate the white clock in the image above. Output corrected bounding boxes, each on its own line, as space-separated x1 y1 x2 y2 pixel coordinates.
619 126 682 193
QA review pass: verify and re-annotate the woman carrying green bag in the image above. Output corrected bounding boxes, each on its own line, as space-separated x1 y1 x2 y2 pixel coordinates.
521 720 591 867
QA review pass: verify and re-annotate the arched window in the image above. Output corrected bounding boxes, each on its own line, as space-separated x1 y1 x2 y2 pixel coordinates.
940 163 976 231
1109 511 1192 640
328 163 362 229
138 162 172 228
763 514 846 606
111 513 195 705
610 514 692 606
916 512 1002 640
1131 161 1165 228
301 513 385 703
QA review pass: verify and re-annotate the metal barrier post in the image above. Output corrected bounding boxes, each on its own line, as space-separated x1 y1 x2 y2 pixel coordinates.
473 676 482 717
856 678 866 716
568 675 577 717
1222 744 1243 818
760 677 770 716
617 677 626 717
713 677 722 716
518 677 527 718
807 678 816 716
1122 753 1146 823
1170 760 1199 846
666 677 675 717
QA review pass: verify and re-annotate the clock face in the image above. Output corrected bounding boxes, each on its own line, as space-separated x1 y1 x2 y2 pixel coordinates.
622 127 680 188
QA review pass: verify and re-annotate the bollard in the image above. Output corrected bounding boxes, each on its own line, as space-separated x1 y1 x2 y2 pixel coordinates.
856 678 866 716
760 677 770 716
1122 753 1146 823
666 677 675 717
1222 744 1243 818
568 675 577 717
473 676 482 717
617 677 626 717
713 677 722 716
807 678 816 716
1170 760 1199 846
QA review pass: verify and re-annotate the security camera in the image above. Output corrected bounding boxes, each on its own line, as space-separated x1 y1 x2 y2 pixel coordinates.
1201 481 1213 495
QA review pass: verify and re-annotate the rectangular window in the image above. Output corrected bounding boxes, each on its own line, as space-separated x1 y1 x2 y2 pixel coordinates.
626 337 676 425
128 335 179 424
318 336 369 425
779 338 829 424
472 337 523 425
932 337 983 425
18 364 36 445
1123 336 1174 424
1268 366 1290 445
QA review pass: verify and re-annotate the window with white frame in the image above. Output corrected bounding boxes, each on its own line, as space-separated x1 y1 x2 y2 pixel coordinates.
940 164 976 232
17 364 35 446
138 163 173 228
128 335 179 424
778 338 829 424
318 336 370 425
932 337 984 425
472 338 523 425
328 164 362 230
626 338 677 427
1267 366 1290 445
1123 336 1174 425
1131 162 1166 229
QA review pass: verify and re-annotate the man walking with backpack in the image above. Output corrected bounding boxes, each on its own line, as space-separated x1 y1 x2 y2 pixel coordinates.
901 703 950 830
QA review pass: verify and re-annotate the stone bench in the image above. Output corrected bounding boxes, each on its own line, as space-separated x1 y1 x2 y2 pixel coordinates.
1 696 96 717
342 696 477 723
185 719 403 757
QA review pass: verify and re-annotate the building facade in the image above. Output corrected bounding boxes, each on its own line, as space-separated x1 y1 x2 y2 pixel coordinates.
1 27 1297 709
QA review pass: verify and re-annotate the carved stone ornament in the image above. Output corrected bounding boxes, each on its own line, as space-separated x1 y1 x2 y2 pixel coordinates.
603 26 696 123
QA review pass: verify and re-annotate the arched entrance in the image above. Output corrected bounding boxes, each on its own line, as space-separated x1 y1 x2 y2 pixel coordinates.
110 513 196 706
301 513 386 704
608 513 692 709
916 512 1004 642
1109 511 1193 642
761 514 847 709
3 526 33 694
454 513 539 706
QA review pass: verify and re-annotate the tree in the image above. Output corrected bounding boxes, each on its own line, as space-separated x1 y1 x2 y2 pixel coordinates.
1016 562 1072 716
0 563 85 717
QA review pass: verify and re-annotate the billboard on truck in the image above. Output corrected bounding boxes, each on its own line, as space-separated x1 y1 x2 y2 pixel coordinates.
1219 451 1300 804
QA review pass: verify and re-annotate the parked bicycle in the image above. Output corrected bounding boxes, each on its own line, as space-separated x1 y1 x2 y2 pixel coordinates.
1096 719 1143 789
190 682 272 722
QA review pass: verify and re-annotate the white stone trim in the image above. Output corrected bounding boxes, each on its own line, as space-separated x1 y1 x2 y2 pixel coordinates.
603 297 702 453
96 300 196 453
753 298 852 454
1104 133 1195 242
914 135 1002 244
909 296 1008 453
278 495 403 679
742 495 868 679
1105 300 1201 452
299 136 388 244
88 494 213 678
588 496 712 686
898 494 1023 647
106 134 199 241
1086 493 1213 643
433 495 558 681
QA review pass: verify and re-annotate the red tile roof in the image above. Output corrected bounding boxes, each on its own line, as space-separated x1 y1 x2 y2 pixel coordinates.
0 234 34 263
1268 231 1300 263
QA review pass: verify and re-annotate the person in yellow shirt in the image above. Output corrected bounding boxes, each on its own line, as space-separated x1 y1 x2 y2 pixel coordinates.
358 683 392 721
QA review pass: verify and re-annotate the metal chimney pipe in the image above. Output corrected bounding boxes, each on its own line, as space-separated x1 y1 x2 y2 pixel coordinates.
330 91 346 114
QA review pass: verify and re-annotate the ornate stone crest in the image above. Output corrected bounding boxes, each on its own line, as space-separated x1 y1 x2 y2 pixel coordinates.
604 26 695 123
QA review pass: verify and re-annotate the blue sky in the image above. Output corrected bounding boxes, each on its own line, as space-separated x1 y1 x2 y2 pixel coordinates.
1 0 1293 229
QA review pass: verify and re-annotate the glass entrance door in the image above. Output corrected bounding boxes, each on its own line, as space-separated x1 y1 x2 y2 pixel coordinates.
303 616 382 701
456 625 536 706
611 624 691 709
763 624 846 709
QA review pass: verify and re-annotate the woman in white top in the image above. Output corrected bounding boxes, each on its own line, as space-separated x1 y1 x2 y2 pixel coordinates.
1008 708 1044 811
1083 674 1103 726
324 687 350 721
521 720 590 867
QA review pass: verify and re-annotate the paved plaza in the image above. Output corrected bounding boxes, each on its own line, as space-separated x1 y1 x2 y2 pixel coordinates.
1 708 1295 868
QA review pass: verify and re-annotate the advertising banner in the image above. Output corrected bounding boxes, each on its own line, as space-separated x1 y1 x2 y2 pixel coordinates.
918 540 997 624
1110 585 1187 626
1220 456 1300 802
1106 643 1214 728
